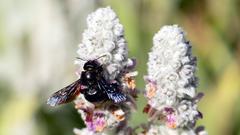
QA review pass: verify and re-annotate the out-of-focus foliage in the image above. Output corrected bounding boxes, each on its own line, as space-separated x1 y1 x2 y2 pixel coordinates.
0 0 239 135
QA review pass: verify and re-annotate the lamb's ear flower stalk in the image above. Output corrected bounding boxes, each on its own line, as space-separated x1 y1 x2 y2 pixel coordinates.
142 25 207 135
73 7 137 135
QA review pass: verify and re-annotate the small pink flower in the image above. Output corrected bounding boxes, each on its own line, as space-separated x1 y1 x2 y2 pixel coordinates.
166 113 177 129
86 121 95 131
86 112 107 132
95 117 106 132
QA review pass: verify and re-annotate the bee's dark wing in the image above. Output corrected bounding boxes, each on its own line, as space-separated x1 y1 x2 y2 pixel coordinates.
98 79 126 103
47 79 82 106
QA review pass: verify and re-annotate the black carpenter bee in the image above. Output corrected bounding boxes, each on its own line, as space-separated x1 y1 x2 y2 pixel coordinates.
47 56 126 106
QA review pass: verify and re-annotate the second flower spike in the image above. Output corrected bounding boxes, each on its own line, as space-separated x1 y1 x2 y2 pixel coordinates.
143 25 207 135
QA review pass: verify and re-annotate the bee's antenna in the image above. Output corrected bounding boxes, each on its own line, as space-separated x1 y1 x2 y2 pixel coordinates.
76 57 87 61
95 53 112 62
96 54 107 60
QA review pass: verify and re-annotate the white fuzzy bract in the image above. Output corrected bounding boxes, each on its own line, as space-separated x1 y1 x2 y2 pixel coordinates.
75 6 133 80
147 25 197 103
144 25 206 134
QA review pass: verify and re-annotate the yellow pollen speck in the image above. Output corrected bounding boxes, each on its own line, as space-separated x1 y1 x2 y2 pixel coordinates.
146 83 157 98
112 109 125 121
166 122 177 129
124 75 136 90
95 123 106 132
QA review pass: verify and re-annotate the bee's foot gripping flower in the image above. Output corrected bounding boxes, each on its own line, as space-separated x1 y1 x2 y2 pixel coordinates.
74 7 138 134
143 25 207 135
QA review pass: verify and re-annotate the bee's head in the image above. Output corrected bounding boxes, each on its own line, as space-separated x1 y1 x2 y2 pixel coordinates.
83 60 101 71
77 54 109 71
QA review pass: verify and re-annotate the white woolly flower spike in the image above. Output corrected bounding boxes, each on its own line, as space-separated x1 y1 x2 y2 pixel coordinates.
143 25 207 135
74 7 137 134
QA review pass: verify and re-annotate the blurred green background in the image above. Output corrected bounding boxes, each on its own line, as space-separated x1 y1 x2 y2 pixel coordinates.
0 0 240 135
